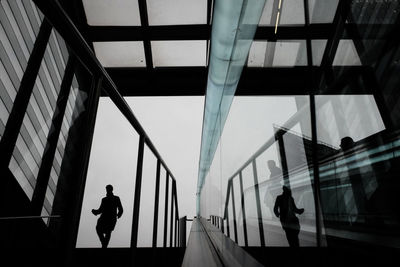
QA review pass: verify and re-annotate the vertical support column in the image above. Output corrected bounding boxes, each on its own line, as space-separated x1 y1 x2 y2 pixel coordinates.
224 180 231 238
30 57 75 215
67 74 103 264
239 172 248 247
131 135 145 249
230 180 238 243
304 0 324 247
0 20 52 166
152 159 161 247
252 160 265 246
163 173 170 247
174 212 178 247
276 131 289 188
173 180 179 247
221 217 224 234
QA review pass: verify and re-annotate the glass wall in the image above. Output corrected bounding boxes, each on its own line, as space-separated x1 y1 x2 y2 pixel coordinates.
200 0 400 251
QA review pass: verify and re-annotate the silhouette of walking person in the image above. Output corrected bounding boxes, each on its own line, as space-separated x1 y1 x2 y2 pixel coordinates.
92 184 123 248
274 186 304 247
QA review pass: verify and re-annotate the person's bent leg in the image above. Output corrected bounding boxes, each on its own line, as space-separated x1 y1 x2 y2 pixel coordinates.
103 231 111 248
96 225 106 248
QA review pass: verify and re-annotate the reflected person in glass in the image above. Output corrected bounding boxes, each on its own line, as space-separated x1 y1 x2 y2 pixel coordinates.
92 184 123 248
274 186 304 247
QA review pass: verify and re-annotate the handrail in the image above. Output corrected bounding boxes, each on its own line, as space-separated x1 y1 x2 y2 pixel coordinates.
32 0 177 182
0 215 61 220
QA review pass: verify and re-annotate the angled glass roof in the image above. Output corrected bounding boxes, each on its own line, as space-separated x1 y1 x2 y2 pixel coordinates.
147 0 207 25
151 41 207 67
247 40 307 67
82 0 141 26
259 0 305 26
309 0 339 23
333 40 362 66
93 41 146 67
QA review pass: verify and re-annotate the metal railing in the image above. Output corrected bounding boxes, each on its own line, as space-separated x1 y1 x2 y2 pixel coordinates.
28 0 184 250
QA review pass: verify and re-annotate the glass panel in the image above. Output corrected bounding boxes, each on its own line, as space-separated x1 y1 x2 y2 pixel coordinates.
77 98 139 248
308 0 339 24
42 77 86 221
314 95 400 247
332 40 362 66
157 167 166 247
232 177 244 246
248 40 307 67
137 144 157 247
166 177 172 247
93 41 146 68
315 95 385 150
8 29 64 200
151 41 207 67
82 0 141 26
147 0 207 25
259 0 305 26
0 0 43 142
242 166 261 246
200 96 318 247
311 39 327 66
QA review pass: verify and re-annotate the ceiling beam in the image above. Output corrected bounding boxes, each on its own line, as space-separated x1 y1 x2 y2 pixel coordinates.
103 66 371 97
87 23 392 42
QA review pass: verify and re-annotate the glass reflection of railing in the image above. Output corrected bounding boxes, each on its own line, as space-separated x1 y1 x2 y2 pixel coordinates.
224 127 400 246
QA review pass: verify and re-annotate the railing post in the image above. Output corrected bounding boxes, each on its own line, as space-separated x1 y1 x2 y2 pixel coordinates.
179 216 187 247
131 136 145 250
239 172 248 247
163 173 170 247
252 160 265 246
152 159 161 247
230 180 238 243
169 180 175 247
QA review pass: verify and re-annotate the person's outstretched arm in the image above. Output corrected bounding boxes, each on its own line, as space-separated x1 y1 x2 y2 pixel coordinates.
291 198 304 214
117 197 123 219
92 199 104 216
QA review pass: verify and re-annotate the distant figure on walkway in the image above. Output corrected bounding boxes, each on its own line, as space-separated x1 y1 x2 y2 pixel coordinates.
274 186 304 247
92 184 123 248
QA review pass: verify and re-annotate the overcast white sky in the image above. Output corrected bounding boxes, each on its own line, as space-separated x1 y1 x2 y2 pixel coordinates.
77 96 204 248
76 94 384 248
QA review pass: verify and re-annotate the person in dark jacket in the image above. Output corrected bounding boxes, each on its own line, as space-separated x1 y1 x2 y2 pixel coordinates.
92 184 123 248
274 186 304 247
